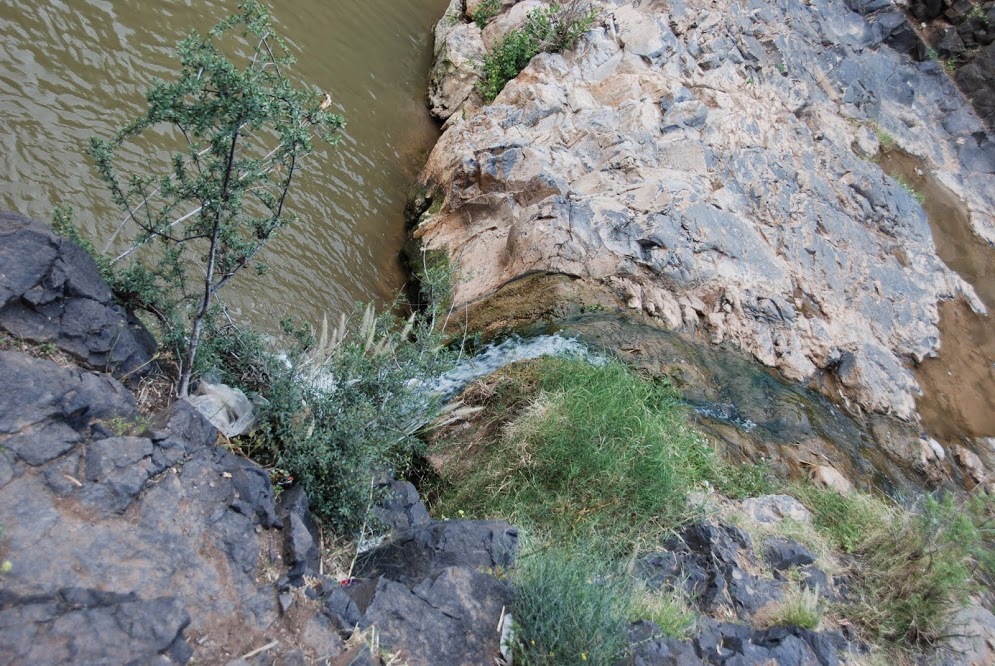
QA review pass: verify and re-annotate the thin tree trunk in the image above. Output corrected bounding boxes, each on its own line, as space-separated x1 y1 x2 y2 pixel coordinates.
178 129 240 397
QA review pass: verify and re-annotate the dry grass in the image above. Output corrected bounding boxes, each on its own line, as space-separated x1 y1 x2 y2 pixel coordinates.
0 333 76 368
753 583 823 630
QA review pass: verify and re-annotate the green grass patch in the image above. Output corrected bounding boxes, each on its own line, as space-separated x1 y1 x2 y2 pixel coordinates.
760 584 823 630
788 483 890 553
790 485 995 647
433 356 743 549
628 582 697 639
512 542 631 666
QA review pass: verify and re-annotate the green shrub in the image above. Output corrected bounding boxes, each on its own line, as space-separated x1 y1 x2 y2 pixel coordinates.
435 356 727 547
472 0 502 29
212 305 453 534
512 543 630 666
478 2 599 102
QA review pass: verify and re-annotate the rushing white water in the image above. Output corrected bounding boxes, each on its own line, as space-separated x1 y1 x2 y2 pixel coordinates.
427 334 603 399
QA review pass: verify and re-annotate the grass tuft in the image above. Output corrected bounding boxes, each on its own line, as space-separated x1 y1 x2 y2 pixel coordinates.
628 582 698 639
434 356 730 548
791 486 995 647
512 542 631 666
759 584 823 630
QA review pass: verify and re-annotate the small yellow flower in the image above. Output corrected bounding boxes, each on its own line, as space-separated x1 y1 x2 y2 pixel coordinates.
581 653 588 661
458 509 465 517
1 560 11 574
530 640 535 646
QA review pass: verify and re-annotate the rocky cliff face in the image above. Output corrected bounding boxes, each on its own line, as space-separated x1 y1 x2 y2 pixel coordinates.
415 0 995 420
910 0 995 127
0 218 518 665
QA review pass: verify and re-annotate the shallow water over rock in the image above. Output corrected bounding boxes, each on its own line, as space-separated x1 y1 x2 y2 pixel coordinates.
878 150 995 445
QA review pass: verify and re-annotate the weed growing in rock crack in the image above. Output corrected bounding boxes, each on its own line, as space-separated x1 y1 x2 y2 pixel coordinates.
477 1 599 103
891 173 925 205
628 582 698 639
872 124 897 152
472 0 502 29
757 584 823 630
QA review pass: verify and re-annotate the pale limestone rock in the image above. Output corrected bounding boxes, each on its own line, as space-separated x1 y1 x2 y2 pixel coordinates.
810 465 853 494
428 0 487 121
737 495 813 526
946 604 995 666
416 0 995 419
954 444 989 488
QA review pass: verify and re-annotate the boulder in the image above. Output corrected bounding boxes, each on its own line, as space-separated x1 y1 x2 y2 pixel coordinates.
335 519 518 665
0 211 156 379
763 537 817 571
428 0 486 120
631 616 852 665
638 522 785 618
737 494 813 526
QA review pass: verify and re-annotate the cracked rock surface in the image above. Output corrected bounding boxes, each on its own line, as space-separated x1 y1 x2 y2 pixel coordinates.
414 0 995 420
0 350 346 664
0 211 156 379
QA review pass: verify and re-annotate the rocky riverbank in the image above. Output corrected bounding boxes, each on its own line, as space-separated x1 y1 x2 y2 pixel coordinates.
414 0 995 430
0 215 520 665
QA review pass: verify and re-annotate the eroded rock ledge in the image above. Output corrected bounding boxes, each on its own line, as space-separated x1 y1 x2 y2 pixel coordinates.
415 0 995 420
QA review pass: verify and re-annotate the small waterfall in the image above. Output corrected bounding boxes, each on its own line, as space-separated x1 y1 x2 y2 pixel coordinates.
427 334 602 399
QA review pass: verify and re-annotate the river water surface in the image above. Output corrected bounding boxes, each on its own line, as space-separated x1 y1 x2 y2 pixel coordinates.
0 0 450 330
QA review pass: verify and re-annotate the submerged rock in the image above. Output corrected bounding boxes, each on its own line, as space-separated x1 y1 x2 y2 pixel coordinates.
414 0 995 422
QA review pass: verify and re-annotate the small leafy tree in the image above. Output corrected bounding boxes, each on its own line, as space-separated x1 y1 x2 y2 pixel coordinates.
87 0 343 396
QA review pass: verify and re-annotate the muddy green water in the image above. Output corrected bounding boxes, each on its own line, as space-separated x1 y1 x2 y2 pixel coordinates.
0 0 450 330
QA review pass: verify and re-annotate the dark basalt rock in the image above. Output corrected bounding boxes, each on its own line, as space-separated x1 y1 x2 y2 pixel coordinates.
0 351 342 664
0 211 156 379
631 617 853 665
362 567 512 666
639 522 785 619
315 518 518 666
763 537 817 571
0 588 192 665
277 484 321 585
375 478 432 533
357 519 518 587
